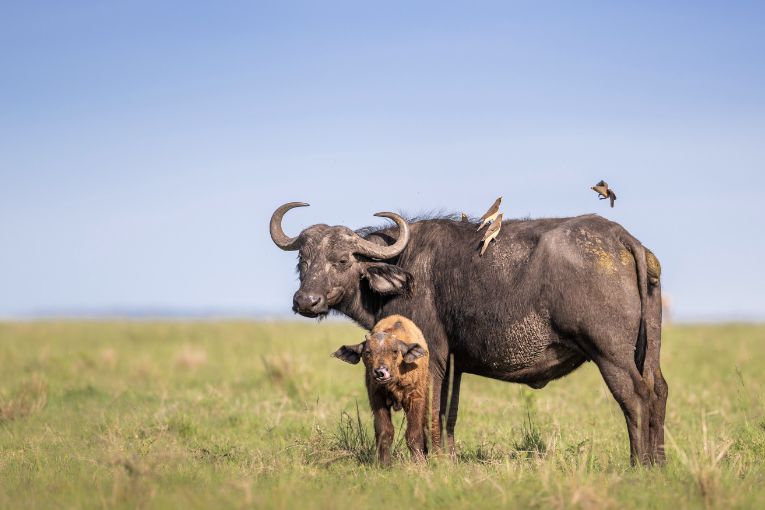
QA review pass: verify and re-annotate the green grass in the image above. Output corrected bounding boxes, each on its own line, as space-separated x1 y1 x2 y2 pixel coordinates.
1 321 764 509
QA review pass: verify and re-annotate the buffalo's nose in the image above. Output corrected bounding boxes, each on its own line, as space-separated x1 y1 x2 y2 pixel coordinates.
373 367 390 379
293 292 325 313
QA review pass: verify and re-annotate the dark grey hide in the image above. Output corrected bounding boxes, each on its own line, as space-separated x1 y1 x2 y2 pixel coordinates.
271 204 667 465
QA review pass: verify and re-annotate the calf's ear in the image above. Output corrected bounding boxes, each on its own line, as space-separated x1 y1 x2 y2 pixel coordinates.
362 263 412 295
398 341 426 363
331 342 365 364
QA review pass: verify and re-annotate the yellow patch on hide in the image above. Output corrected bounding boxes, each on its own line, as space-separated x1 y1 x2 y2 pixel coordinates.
576 229 617 274
592 246 617 274
646 249 661 283
619 249 632 267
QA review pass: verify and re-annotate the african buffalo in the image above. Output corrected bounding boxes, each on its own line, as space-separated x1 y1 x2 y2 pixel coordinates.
270 202 667 465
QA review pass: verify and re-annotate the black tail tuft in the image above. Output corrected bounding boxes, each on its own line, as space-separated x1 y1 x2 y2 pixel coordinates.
635 317 647 374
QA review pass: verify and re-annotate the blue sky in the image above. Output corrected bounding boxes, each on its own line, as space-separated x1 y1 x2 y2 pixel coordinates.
1 1 764 320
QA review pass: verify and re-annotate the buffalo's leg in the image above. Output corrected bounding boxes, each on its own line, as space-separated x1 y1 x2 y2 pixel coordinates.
647 366 668 464
595 354 651 465
370 393 394 465
437 355 462 456
444 370 462 457
404 397 427 462
645 291 668 464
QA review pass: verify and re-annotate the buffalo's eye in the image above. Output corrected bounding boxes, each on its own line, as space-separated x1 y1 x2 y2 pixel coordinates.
335 258 350 268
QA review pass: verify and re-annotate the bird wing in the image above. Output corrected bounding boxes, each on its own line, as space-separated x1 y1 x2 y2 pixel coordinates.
479 219 501 256
592 183 609 198
482 215 502 239
479 207 496 221
480 197 502 220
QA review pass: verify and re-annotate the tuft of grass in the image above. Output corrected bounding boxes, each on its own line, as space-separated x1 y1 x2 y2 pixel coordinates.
457 438 507 464
167 414 198 439
332 401 377 465
261 353 306 400
512 393 547 458
667 412 735 509
0 373 47 423
175 345 207 370
303 401 409 466
195 443 246 465
99 347 118 370
512 411 546 458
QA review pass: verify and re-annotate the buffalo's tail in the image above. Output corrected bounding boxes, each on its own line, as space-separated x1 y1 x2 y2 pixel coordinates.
628 242 649 375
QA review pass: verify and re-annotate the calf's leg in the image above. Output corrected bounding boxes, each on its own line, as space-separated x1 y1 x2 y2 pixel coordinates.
370 392 394 465
429 369 444 452
404 397 427 462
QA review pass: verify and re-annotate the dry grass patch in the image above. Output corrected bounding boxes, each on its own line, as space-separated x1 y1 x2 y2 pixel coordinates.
0 373 47 423
175 345 208 370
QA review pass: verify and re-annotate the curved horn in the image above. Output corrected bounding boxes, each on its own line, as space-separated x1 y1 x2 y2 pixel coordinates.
353 212 410 260
270 202 309 251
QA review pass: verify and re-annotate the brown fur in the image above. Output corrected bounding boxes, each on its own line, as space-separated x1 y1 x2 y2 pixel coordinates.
332 315 430 464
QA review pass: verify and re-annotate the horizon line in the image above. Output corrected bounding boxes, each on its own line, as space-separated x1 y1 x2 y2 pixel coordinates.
1 307 763 325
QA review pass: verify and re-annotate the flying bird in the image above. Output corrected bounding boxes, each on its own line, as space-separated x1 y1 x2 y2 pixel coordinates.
460 212 469 222
591 180 616 208
476 197 502 231
480 213 502 256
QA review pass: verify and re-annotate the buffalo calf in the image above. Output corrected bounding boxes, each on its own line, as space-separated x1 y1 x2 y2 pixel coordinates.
333 315 429 464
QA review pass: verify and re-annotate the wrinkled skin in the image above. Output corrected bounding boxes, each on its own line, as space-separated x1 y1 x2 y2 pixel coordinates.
273 207 667 466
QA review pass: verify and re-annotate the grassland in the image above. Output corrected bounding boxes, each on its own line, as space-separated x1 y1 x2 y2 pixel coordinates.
1 321 764 509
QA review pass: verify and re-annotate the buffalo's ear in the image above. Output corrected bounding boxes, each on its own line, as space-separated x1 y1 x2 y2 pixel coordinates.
398 341 426 363
332 342 365 364
362 263 412 295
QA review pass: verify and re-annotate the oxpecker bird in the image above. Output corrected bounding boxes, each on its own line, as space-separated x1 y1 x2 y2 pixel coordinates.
476 197 502 231
480 213 502 256
460 212 469 222
591 180 617 208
